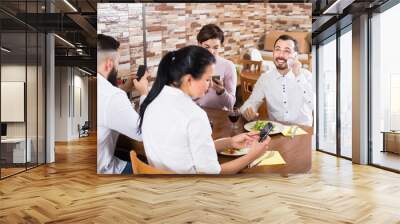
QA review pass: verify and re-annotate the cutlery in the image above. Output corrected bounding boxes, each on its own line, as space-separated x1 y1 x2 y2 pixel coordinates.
251 159 263 168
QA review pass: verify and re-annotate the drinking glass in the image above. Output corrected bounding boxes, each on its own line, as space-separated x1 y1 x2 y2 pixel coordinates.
228 107 240 129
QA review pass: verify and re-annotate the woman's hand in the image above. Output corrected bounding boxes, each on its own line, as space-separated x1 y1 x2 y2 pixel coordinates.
211 79 225 95
248 135 271 156
219 134 271 174
230 132 259 149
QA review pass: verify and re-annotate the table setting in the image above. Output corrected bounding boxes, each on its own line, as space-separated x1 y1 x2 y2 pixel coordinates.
204 107 313 174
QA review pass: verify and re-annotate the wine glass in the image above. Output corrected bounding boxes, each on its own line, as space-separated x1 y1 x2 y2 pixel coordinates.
228 107 241 129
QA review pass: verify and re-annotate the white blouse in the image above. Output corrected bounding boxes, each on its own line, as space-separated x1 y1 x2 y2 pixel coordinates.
142 86 221 174
240 68 314 126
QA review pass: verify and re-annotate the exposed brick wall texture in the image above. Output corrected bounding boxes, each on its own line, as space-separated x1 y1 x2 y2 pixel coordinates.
98 3 311 77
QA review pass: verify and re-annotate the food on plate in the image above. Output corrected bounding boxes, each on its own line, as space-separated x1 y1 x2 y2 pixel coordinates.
223 148 237 154
251 121 276 132
220 148 250 156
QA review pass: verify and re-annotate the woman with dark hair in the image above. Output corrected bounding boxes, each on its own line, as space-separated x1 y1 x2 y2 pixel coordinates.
138 46 270 174
195 23 237 110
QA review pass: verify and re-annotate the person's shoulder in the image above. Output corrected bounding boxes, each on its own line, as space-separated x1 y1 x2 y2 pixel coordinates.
98 77 125 103
216 56 235 67
259 70 273 81
97 75 123 94
180 98 207 118
97 74 108 88
107 85 129 103
104 82 124 95
300 68 313 80
188 105 209 124
185 100 204 116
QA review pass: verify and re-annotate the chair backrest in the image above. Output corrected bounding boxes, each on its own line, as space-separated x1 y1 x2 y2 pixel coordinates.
240 72 268 119
249 48 263 62
240 73 257 101
239 59 262 75
130 151 174 174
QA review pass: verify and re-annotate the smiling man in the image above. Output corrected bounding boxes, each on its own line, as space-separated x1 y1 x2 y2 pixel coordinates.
240 34 314 126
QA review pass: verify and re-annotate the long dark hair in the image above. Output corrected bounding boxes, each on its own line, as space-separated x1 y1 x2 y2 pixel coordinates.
138 45 216 134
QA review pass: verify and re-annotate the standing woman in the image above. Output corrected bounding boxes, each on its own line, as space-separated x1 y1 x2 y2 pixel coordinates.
138 46 270 174
195 24 237 110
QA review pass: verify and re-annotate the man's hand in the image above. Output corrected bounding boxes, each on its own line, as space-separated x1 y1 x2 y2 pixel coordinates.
291 59 302 77
119 76 134 93
288 53 302 77
211 79 225 95
133 71 150 96
242 107 259 121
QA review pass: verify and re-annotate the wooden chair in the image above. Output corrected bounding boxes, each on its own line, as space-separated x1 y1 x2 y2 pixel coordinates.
130 151 174 174
240 73 257 100
238 59 262 96
239 59 262 75
240 60 267 119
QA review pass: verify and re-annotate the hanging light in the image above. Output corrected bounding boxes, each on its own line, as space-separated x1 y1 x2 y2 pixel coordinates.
1 47 11 53
63 0 78 12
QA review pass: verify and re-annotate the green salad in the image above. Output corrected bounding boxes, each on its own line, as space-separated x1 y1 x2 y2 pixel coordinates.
251 121 276 131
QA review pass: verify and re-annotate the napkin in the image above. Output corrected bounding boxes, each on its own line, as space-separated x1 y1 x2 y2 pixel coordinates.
281 126 308 137
249 151 286 168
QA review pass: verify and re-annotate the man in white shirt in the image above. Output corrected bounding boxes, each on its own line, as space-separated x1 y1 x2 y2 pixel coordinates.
97 34 149 174
240 34 314 126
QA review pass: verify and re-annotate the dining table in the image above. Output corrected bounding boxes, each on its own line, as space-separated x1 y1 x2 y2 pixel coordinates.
205 107 313 174
127 106 313 175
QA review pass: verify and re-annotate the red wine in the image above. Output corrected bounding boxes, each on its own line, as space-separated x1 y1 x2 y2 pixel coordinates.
228 114 240 123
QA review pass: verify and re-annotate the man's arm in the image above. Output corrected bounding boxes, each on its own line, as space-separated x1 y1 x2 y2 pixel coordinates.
294 69 314 109
105 91 142 141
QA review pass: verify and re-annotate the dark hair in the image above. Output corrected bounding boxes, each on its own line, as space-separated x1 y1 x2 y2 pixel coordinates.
197 24 224 44
97 34 120 51
138 45 216 134
273 34 299 52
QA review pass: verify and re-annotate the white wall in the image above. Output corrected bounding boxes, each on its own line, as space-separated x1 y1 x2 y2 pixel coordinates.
55 66 69 141
71 72 89 138
1 65 25 127
1 63 46 164
54 67 89 141
1 65 29 138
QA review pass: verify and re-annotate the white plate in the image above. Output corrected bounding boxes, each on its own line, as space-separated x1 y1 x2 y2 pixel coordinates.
219 148 250 156
244 120 284 135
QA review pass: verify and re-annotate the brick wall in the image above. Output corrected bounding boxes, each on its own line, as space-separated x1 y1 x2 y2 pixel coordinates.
98 3 311 77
